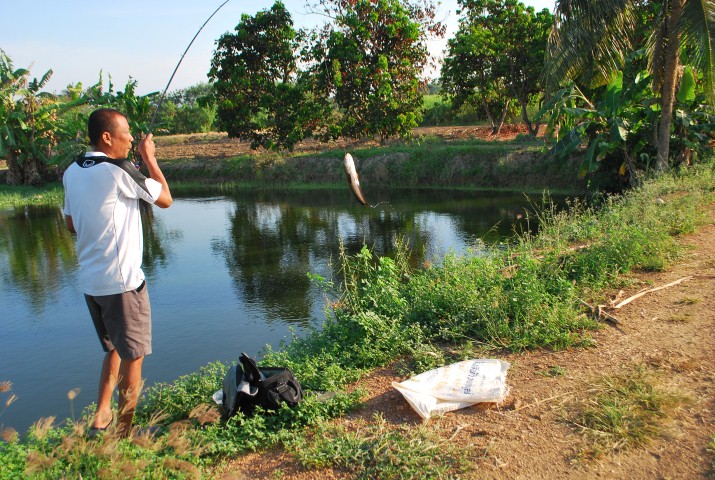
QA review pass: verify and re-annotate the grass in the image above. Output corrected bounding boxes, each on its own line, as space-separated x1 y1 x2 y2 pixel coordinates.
286 414 466 479
0 161 713 478
570 366 687 461
0 183 64 209
157 137 582 193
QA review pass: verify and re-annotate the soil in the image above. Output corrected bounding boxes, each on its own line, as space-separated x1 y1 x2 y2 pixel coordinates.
216 204 715 479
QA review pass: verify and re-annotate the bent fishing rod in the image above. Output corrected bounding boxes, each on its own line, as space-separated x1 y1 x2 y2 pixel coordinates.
134 0 229 168
147 0 229 133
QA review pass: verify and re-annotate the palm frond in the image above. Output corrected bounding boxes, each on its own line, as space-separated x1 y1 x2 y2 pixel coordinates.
678 0 715 104
544 0 637 91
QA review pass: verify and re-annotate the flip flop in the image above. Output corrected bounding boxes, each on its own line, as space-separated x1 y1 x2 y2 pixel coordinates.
87 413 113 439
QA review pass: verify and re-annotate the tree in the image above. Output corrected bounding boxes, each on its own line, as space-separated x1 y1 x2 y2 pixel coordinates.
208 2 331 150
441 18 513 134
543 0 715 171
309 0 444 143
153 83 216 134
0 50 57 185
441 0 553 135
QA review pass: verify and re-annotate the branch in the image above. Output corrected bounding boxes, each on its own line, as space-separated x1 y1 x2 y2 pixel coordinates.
612 276 693 309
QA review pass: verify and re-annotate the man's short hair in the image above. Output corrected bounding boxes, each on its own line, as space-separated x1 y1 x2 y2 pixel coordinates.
88 108 127 146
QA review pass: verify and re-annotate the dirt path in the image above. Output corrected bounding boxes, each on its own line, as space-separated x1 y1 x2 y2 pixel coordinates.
218 205 715 479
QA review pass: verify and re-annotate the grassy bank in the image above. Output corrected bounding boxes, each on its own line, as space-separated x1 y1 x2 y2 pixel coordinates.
158 138 586 194
1 161 712 478
0 184 64 210
0 138 585 208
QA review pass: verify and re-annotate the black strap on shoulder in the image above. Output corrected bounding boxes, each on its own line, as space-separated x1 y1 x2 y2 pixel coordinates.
76 154 113 168
75 154 152 196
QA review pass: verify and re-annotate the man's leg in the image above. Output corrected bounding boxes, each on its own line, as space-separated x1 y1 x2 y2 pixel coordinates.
92 349 120 429
117 355 144 438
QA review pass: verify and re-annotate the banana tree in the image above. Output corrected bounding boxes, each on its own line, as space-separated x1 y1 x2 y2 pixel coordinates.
537 59 657 185
544 0 715 172
0 50 57 185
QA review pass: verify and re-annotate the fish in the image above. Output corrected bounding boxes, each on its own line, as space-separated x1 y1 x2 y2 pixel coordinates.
343 153 370 207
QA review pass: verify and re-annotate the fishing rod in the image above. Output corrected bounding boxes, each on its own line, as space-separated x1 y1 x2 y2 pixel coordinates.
147 0 230 133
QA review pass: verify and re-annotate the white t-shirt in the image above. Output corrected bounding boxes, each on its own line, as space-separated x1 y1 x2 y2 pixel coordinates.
63 152 163 296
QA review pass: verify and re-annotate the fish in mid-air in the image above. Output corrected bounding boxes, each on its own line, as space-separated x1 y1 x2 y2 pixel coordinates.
343 153 370 207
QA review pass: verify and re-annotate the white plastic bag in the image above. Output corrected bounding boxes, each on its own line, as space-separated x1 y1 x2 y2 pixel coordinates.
392 359 510 420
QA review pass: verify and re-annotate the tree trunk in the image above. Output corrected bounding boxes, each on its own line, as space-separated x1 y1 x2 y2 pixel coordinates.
481 96 497 132
6 154 47 185
655 0 684 172
492 101 510 135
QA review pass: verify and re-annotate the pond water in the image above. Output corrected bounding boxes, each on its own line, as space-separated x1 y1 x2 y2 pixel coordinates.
0 188 559 433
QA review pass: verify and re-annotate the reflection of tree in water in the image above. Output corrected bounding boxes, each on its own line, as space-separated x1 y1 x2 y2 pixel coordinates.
212 190 433 324
0 206 77 312
210 188 559 325
140 202 182 276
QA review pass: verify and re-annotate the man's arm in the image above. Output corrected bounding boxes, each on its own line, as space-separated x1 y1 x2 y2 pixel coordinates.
66 215 76 234
138 133 173 208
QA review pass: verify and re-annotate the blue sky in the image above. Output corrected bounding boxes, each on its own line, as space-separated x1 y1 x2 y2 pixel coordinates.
2 0 554 95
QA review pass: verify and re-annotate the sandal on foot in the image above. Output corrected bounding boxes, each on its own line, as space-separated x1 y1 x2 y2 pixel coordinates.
87 414 113 439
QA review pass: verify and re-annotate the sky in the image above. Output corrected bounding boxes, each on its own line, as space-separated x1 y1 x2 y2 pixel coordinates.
2 0 555 96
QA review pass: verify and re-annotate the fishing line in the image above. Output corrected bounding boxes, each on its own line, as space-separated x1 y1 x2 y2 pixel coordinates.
147 0 230 133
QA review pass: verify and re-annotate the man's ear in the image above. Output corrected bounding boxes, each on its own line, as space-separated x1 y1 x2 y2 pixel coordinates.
101 130 112 146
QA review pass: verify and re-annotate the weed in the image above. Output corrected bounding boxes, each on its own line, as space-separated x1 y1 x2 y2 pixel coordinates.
675 296 701 305
537 365 567 377
287 414 466 479
668 313 693 323
569 366 686 461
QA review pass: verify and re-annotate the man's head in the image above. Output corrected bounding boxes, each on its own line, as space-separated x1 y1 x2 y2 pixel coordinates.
88 108 134 159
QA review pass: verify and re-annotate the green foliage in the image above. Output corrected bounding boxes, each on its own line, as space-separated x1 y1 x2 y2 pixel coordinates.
403 251 590 350
543 0 715 171
200 391 360 456
208 2 331 150
136 363 226 424
288 414 466 479
441 0 553 135
0 50 88 185
150 84 217 135
310 0 443 143
537 49 713 185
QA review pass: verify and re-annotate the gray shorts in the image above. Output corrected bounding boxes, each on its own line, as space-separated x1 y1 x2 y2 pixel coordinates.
85 281 152 360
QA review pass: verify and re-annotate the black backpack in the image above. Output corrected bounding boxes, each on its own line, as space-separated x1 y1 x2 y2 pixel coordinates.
222 352 303 417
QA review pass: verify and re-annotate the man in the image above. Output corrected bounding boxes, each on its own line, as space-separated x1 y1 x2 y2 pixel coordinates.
63 108 172 437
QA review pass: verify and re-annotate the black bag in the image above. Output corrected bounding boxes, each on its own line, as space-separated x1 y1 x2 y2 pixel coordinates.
222 352 302 417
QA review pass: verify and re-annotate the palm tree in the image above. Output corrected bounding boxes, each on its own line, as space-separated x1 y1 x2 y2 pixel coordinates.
543 0 714 171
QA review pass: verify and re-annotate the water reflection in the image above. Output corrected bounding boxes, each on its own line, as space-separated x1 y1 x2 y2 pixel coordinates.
210 188 541 324
140 202 182 276
0 206 76 313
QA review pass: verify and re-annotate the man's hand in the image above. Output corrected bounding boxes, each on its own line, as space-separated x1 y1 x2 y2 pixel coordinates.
137 133 172 208
138 133 157 165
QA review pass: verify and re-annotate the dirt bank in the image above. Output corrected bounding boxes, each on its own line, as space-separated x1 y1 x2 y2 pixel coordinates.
218 205 715 479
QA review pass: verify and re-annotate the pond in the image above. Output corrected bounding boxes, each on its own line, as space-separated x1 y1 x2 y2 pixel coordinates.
0 187 560 433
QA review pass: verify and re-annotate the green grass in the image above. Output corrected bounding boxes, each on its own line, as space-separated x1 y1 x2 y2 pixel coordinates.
570 366 687 461
287 414 466 479
0 183 64 209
